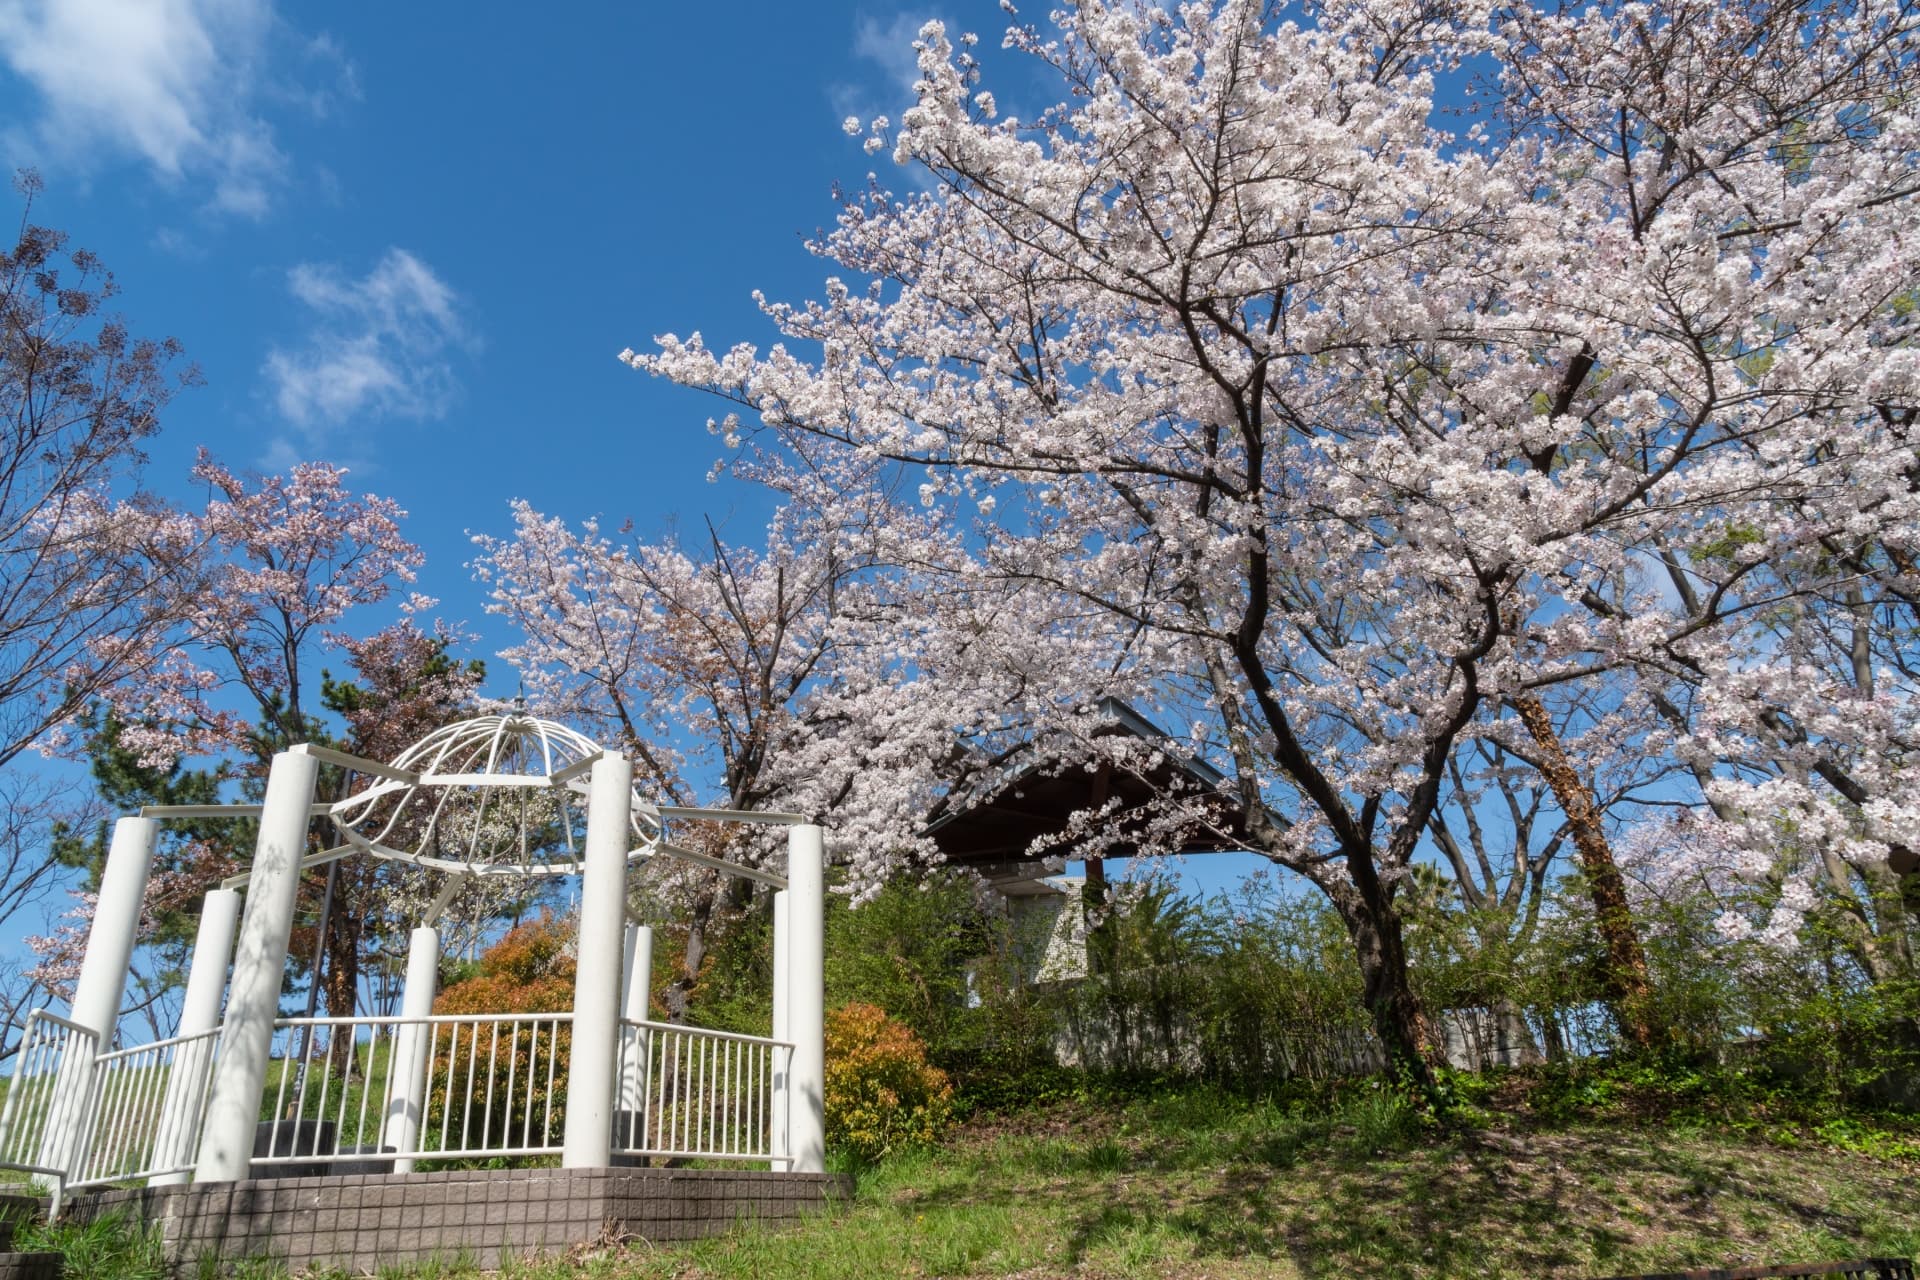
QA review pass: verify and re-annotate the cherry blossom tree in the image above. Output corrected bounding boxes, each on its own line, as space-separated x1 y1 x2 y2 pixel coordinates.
628 0 1920 1077
103 448 427 767
68 454 436 1023
0 173 203 777
0 174 208 1047
1619 523 1920 988
471 496 1000 1016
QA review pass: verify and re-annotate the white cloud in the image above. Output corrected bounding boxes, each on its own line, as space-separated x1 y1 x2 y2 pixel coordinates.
831 12 932 128
0 0 354 217
264 249 473 429
853 12 930 100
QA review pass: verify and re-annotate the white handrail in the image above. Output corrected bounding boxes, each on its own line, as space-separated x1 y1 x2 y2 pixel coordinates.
72 1026 223 1189
0 1009 103 1210
613 1019 789 1165
624 1018 794 1048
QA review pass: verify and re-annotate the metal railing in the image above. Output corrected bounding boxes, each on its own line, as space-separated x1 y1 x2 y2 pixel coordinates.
0 1007 795 1191
71 1026 223 1188
257 1012 574 1168
613 1018 790 1163
0 1010 102 1206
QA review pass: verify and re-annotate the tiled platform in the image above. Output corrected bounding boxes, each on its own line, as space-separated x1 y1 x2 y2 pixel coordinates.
67 1166 849 1275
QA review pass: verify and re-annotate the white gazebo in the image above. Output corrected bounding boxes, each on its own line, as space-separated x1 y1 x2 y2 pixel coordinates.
0 709 825 1206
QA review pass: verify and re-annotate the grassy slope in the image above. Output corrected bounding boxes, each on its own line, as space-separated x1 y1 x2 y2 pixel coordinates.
587 1087 1920 1280
20 1081 1920 1279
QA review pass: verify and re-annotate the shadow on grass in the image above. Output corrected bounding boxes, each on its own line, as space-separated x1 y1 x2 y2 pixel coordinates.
894 1121 1916 1279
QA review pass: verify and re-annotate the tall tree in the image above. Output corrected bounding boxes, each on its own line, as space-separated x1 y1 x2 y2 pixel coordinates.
472 498 979 1017
0 172 202 771
317 617 486 1017
630 0 1920 1079
77 453 431 1022
0 173 203 1045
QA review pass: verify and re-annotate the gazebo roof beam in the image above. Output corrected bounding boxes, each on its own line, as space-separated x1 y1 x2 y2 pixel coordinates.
297 743 420 784
650 839 788 889
143 802 336 820
656 805 806 827
548 752 608 786
423 872 471 922
222 843 356 890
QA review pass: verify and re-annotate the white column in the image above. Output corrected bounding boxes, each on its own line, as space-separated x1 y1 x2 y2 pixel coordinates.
149 889 241 1186
770 890 790 1167
615 922 653 1149
385 926 439 1174
194 748 320 1183
785 824 826 1174
561 753 632 1168
71 817 158 1039
38 815 158 1176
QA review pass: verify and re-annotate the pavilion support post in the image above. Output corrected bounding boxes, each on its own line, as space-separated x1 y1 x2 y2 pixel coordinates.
785 825 825 1174
386 926 439 1173
149 888 241 1186
38 815 157 1178
195 748 320 1183
615 922 653 1150
562 753 631 1169
770 889 790 1167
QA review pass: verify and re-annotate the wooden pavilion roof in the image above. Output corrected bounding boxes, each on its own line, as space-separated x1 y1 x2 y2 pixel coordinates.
923 699 1258 882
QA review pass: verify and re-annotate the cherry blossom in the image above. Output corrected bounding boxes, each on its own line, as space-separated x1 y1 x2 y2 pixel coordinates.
627 0 1920 1072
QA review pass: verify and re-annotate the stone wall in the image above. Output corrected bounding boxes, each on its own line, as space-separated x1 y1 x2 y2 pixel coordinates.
68 1166 850 1275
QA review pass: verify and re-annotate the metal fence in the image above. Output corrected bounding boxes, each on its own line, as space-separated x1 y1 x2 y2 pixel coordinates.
74 1026 223 1187
0 1010 103 1206
613 1019 790 1164
0 1007 794 1192
256 1012 574 1170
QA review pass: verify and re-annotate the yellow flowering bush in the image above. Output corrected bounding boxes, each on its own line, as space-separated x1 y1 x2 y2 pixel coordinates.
824 1001 955 1162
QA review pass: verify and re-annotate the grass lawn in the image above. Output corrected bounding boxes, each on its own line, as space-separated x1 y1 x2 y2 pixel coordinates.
259 1078 1910 1280
19 1077 1920 1279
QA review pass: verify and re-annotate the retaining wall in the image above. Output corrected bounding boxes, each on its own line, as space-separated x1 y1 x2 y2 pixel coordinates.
66 1165 849 1275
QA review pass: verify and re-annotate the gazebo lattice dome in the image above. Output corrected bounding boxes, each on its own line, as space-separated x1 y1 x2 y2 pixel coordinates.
329 707 665 878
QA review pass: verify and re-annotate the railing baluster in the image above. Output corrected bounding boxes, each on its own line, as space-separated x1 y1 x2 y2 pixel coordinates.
432 1021 452 1155
269 1028 294 1155
459 1018 480 1152
352 1025 376 1154
505 1020 524 1152
543 1018 559 1148
312 1027 336 1159
482 1022 501 1151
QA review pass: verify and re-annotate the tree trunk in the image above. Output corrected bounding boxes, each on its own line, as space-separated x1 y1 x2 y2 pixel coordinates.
662 883 719 1023
322 887 360 1019
1510 694 1659 1050
1328 880 1440 1089
321 872 362 1076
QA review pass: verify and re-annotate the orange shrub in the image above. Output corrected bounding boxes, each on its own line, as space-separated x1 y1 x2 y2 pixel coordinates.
824 1001 954 1162
427 914 577 1151
435 913 576 1013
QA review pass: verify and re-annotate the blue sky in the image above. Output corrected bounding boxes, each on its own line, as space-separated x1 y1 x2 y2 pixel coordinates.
0 1 1287 922
0 1 986 668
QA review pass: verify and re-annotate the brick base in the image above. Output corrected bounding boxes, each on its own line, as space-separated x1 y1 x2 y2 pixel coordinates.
67 1166 850 1275
0 1253 61 1280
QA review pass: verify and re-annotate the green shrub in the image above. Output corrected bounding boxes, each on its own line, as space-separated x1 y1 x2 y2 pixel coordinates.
824 873 991 1064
